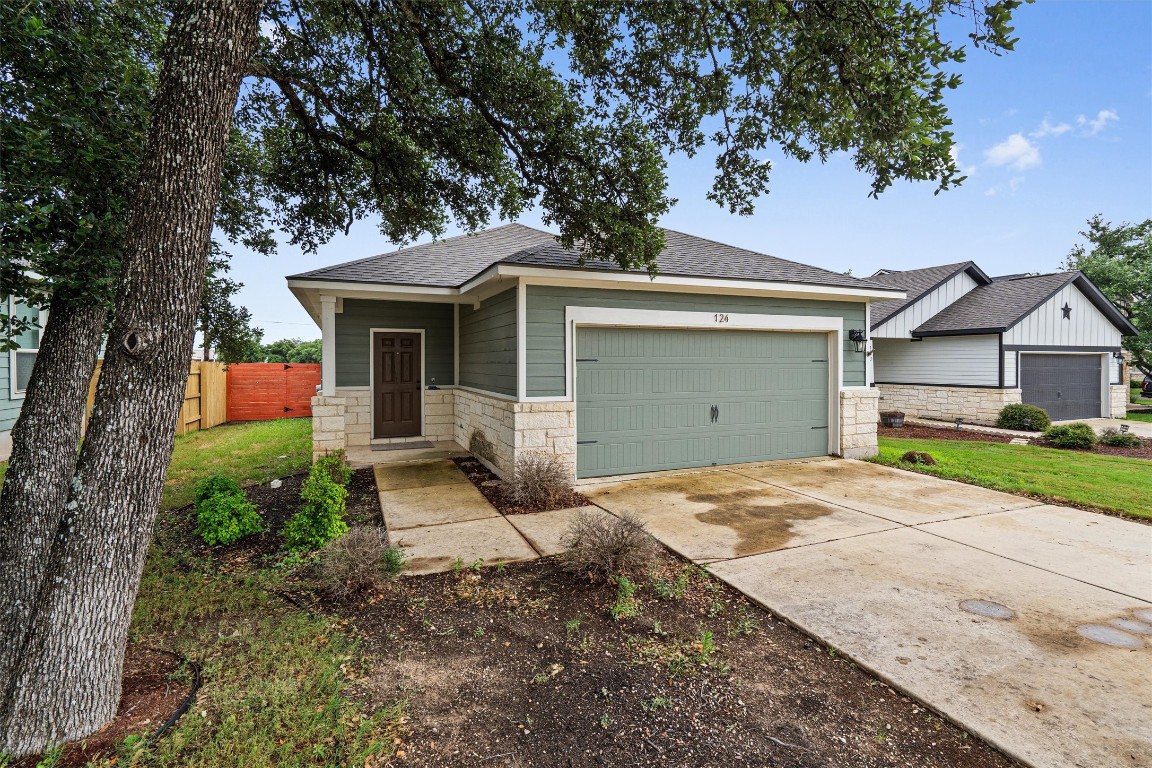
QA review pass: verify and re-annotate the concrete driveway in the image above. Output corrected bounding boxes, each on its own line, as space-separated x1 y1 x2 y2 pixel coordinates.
582 459 1152 768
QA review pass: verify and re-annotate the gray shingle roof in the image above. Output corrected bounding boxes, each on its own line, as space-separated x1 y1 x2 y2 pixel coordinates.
867 262 984 329
288 223 895 292
911 272 1078 335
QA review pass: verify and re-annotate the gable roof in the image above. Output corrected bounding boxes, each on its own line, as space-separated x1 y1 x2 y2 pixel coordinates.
910 271 1138 337
867 261 991 329
288 223 895 292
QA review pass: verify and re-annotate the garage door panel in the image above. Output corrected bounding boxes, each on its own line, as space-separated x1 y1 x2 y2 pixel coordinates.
577 327 830 478
1019 354 1102 421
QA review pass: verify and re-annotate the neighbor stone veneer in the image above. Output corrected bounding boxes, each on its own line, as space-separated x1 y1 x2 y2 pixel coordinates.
877 383 1021 426
1110 384 1129 419
310 387 455 460
839 388 880 460
452 388 576 478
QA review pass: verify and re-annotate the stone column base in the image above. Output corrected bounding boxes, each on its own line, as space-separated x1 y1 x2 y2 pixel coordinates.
1110 384 1129 419
840 388 879 459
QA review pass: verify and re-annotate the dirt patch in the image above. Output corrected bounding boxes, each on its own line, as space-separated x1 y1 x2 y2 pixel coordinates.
689 489 834 556
452 456 590 515
335 554 1016 768
14 645 191 768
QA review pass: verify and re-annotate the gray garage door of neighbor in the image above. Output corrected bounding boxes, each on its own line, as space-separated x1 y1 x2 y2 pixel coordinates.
1019 353 1103 421
575 327 831 478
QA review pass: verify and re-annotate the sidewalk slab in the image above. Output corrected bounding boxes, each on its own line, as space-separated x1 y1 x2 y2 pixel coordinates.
507 506 604 557
374 459 470 491
919 504 1152 602
393 517 538 575
380 482 497 531
734 459 1039 525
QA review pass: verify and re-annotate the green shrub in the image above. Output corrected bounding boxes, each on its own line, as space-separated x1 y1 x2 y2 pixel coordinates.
283 457 350 551
1042 422 1097 450
195 475 243 505
997 404 1051 431
1100 428 1142 448
195 491 263 546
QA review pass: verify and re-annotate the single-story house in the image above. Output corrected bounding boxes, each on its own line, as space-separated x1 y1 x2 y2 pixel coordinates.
0 296 43 460
287 224 905 480
867 262 1138 424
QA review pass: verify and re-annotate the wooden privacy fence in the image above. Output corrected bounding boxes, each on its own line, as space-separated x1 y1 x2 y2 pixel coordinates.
87 360 229 436
226 362 321 422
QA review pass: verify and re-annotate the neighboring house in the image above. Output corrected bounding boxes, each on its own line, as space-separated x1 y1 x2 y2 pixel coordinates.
1 296 43 459
287 224 905 480
868 262 1138 424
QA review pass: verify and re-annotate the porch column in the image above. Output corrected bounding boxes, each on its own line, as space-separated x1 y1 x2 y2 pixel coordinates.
320 294 337 396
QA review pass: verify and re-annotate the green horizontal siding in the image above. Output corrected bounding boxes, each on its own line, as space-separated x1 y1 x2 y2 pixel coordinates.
526 286 866 397
0 298 41 432
459 288 516 396
334 299 454 387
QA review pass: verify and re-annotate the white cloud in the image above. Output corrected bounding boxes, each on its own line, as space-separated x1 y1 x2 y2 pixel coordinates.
1077 109 1119 135
949 143 978 177
1030 118 1072 138
983 133 1042 171
984 187 998 197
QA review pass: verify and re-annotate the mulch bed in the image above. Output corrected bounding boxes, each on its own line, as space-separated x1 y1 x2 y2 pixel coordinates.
880 423 1151 460
878 424 1018 443
333 554 1015 768
14 645 191 768
452 456 591 515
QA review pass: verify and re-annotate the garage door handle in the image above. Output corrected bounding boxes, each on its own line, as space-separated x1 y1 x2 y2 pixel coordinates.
710 404 719 423
811 426 827 430
576 358 598 362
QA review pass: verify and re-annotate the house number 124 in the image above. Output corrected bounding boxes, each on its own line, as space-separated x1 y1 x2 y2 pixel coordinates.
714 313 729 323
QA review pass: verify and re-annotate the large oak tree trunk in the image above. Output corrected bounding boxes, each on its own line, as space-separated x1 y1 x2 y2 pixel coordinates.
0 297 106 695
0 1 261 754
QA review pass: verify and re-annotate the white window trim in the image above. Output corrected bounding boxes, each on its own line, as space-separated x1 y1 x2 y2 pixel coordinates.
368 328 427 440
8 296 43 400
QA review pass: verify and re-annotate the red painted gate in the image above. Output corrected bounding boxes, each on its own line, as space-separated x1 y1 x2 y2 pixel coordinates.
226 362 321 422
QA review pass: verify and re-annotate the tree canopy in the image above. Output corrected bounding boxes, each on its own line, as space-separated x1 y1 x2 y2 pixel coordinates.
1065 214 1152 374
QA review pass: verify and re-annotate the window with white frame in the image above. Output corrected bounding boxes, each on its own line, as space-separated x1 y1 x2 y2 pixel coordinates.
7 297 42 398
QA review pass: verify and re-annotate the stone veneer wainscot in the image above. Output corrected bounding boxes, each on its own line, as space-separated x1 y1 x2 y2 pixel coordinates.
877 383 1022 427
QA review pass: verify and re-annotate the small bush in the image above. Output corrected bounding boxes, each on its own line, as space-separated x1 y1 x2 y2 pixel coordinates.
195 475 243 505
900 450 937 466
1100 428 1143 448
510 451 573 509
561 510 658 579
1042 422 1097 450
997 404 1051 432
609 576 640 620
195 490 263 546
317 526 407 597
315 451 352 485
284 457 351 550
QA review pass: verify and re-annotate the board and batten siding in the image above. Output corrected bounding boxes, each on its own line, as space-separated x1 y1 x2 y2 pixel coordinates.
333 298 454 387
458 287 517 396
872 271 979 339
874 335 1000 387
525 285 866 397
1003 282 1124 348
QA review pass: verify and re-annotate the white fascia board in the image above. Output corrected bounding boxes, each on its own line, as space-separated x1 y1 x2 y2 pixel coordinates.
480 265 905 302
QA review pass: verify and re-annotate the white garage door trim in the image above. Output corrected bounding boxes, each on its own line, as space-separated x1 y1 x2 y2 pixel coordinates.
552 306 845 456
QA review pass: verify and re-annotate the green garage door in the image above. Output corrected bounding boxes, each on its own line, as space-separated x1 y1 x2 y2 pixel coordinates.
576 327 830 478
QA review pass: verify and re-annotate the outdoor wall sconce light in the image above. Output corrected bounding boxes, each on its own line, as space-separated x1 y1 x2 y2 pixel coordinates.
1112 351 1125 360
848 329 867 354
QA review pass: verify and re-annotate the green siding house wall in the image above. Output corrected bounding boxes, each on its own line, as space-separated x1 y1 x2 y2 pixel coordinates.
458 288 517 396
525 285 867 397
1 298 42 433
334 299 454 387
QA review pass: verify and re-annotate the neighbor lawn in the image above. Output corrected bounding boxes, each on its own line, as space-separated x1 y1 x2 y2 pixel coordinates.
1124 411 1152 423
874 437 1151 519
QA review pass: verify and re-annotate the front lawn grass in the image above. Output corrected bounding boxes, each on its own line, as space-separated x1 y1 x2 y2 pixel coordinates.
874 437 1151 519
162 417 312 510
1124 411 1152 423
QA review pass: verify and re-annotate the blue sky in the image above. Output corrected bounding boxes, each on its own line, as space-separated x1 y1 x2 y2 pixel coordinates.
234 0 1152 339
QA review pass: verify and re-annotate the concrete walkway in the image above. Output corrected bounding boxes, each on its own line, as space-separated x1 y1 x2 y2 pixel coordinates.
582 459 1152 768
373 452 598 574
1057 416 1152 438
906 415 1152 440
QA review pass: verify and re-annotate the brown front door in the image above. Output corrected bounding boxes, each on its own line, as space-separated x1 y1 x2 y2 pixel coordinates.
373 332 421 438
